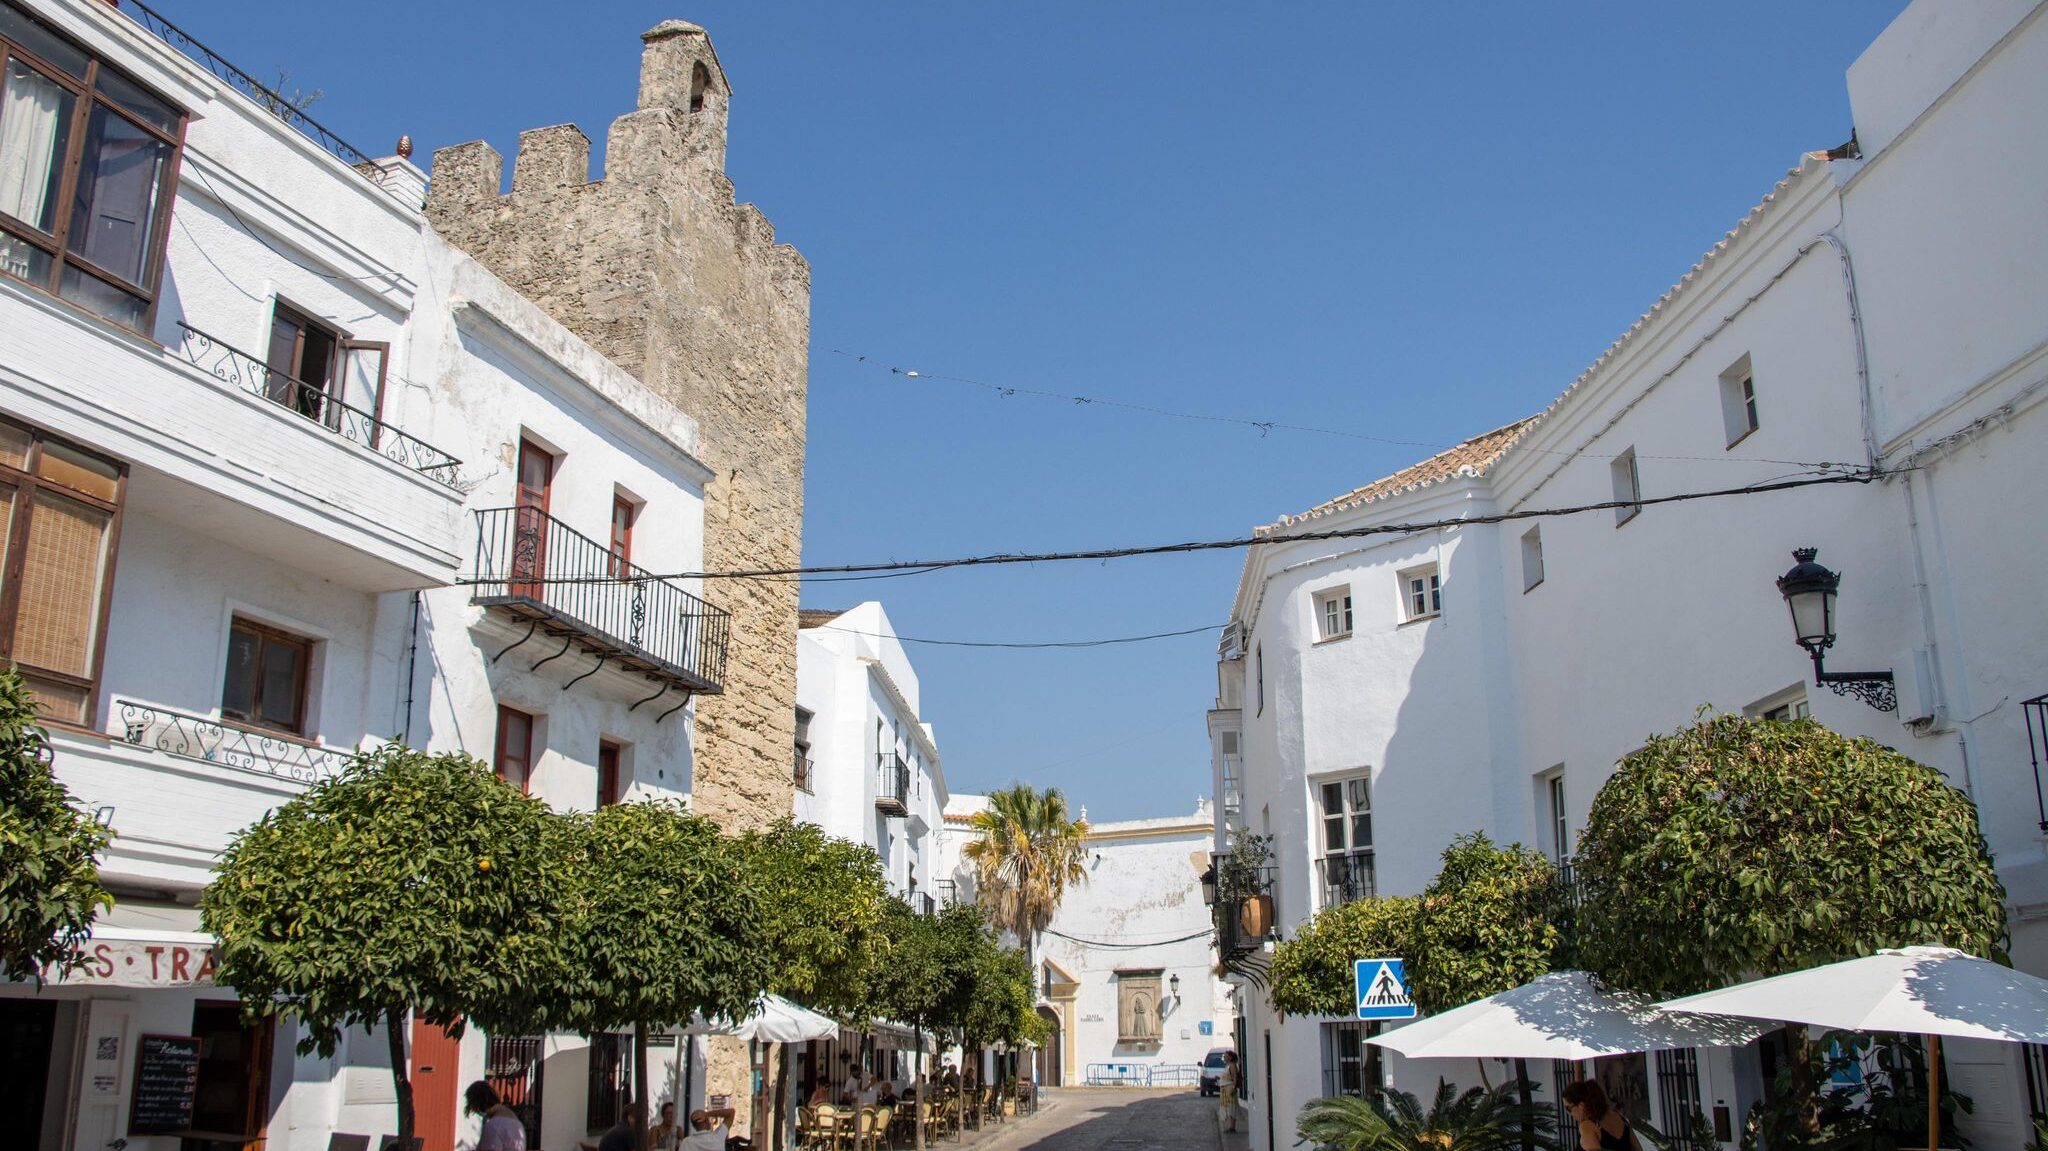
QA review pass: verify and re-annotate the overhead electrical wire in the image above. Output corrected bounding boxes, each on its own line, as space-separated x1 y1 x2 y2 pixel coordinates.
814 623 1220 650
830 349 1851 470
509 467 1889 586
1041 926 1216 949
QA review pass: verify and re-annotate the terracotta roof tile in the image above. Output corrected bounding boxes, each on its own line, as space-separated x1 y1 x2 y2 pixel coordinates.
797 608 846 629
1267 416 1542 529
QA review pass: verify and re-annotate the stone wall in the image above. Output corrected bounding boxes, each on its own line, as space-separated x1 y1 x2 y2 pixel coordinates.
425 20 808 835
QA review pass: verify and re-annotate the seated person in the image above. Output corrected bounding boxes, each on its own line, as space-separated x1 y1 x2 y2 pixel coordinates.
683 1105 745 1151
807 1080 832 1108
877 1082 900 1106
649 1102 682 1150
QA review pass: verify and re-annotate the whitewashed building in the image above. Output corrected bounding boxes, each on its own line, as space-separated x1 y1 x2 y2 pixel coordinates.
794 602 948 903
937 796 1232 1088
0 2 726 1149
1210 2 2048 1149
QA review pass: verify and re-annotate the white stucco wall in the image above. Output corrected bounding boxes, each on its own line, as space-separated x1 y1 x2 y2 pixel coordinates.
1214 3 2048 1149
794 602 948 898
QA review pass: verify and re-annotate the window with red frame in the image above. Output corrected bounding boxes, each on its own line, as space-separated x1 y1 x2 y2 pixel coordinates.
607 495 634 578
494 705 534 792
597 740 622 807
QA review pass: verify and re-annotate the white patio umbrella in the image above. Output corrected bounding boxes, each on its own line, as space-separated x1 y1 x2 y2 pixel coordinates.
1366 970 1773 1062
689 992 839 1041
1657 946 2048 1151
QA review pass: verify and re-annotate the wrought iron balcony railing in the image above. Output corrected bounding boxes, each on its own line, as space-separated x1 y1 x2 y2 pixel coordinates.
469 507 730 697
1317 853 1377 908
916 892 937 917
1214 861 1281 959
116 699 351 786
876 750 911 816
172 323 462 487
119 0 377 169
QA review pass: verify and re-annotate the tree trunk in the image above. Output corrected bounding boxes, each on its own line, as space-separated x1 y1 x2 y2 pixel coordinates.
385 1007 416 1149
1514 1058 1534 1151
1787 1023 1821 1139
913 1028 926 1151
772 1042 790 1151
633 1020 655 1146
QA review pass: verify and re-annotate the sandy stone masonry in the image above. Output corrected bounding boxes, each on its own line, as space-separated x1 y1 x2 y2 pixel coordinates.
425 20 808 836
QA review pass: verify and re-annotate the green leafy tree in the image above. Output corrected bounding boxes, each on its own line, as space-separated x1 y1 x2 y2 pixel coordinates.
963 784 1088 974
1576 713 2005 1137
1296 1081 1558 1151
0 666 112 981
734 819 888 1151
1268 895 1419 1019
874 898 988 1151
555 800 771 1141
738 818 889 1015
1406 833 1559 1015
961 931 1042 1051
201 745 568 1146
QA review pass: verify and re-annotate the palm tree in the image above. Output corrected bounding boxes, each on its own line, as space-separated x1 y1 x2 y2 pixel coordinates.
1297 1081 1559 1151
962 784 1089 980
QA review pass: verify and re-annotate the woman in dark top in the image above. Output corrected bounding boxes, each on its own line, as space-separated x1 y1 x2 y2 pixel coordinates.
1561 1080 1641 1151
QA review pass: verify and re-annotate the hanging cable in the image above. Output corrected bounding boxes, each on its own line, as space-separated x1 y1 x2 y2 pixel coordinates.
1041 927 1216 949
806 623 1221 650
498 467 1889 586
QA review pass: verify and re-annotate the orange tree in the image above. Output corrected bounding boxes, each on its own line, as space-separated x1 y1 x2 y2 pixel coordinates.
201 745 569 1146
0 666 112 981
1575 713 2005 1137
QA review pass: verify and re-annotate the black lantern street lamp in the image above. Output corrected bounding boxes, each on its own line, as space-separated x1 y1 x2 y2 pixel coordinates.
1170 973 1182 1003
1775 548 1896 712
1199 862 1218 907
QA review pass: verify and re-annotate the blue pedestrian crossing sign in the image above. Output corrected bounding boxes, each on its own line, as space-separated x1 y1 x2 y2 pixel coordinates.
1355 957 1416 1020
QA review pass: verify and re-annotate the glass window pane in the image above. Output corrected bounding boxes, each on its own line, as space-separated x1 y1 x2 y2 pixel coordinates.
0 422 27 470
1323 816 1343 850
341 343 385 420
0 58 75 235
12 489 110 677
1354 814 1372 848
36 440 117 500
1320 782 1340 814
0 232 50 283
66 104 169 286
259 636 303 729
93 68 178 134
58 263 146 328
1348 777 1369 810
221 626 258 719
0 5 88 76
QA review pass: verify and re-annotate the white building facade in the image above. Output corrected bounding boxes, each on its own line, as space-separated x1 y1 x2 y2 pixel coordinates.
0 2 728 1149
937 796 1232 1089
1210 2 2048 1149
794 603 948 903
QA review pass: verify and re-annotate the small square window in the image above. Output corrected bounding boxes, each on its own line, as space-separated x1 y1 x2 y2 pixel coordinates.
1313 587 1353 641
221 617 312 735
1720 355 1759 447
1520 527 1545 592
1397 564 1441 622
1611 449 1642 526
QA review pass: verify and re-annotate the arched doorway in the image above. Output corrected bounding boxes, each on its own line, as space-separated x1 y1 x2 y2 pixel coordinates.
1035 1006 1063 1087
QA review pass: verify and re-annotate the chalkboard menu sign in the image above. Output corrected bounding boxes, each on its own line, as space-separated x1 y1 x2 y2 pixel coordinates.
129 1033 201 1135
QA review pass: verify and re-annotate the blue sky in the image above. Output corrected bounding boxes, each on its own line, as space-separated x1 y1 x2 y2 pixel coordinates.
187 1 1907 820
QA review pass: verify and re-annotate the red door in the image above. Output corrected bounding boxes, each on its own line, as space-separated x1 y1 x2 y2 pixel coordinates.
510 439 552 600
411 1019 463 1151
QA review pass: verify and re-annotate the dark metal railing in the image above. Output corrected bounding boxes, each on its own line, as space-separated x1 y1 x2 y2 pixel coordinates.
936 878 958 907
116 698 349 785
1317 853 1377 908
795 754 814 793
876 750 910 814
1215 862 1281 957
469 507 730 693
118 0 377 169
917 892 937 917
486 1035 545 1151
172 323 461 487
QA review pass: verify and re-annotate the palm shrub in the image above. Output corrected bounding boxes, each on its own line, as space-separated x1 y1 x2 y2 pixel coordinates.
1297 1081 1559 1151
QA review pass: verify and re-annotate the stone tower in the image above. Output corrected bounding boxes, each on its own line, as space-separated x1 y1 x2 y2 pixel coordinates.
426 21 807 833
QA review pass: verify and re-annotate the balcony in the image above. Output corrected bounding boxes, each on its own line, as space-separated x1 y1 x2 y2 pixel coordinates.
1214 857 1281 961
469 507 730 697
876 751 910 816
0 290 462 590
115 699 351 786
1318 853 1377 908
172 323 460 487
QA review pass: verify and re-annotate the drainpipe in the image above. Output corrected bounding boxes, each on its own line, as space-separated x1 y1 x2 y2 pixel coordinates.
401 590 423 747
1811 230 1879 472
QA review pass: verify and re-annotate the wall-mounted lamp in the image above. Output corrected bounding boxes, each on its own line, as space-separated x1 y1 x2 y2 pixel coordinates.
1169 973 1182 1003
94 805 116 828
1198 864 1218 907
1776 548 1897 712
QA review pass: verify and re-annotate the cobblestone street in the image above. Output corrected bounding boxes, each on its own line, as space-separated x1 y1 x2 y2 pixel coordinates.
986 1090 1217 1151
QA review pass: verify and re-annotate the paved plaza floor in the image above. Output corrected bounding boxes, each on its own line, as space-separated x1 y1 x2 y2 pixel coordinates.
975 1089 1222 1151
